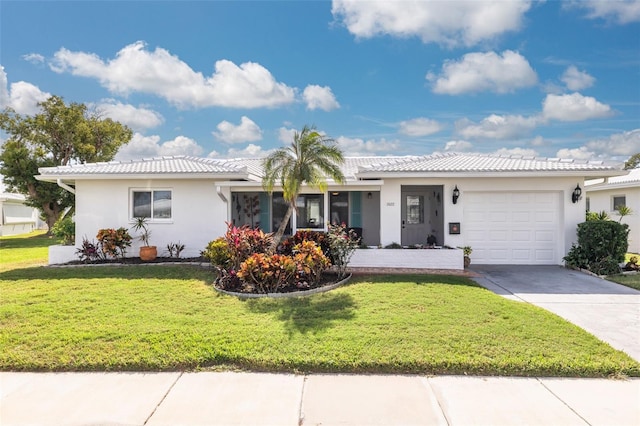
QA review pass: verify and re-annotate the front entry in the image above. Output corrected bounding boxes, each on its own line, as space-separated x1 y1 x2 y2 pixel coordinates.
401 186 444 246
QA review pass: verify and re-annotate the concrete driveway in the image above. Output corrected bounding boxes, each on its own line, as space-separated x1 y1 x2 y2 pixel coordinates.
471 265 640 362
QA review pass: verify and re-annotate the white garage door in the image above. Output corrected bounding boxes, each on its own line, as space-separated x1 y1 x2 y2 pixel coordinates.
463 192 561 264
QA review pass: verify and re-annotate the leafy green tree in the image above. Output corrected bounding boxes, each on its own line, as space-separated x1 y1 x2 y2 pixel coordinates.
624 153 640 170
0 96 132 232
262 125 345 250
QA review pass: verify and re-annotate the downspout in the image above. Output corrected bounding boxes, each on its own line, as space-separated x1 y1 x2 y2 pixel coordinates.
57 179 75 195
216 185 227 203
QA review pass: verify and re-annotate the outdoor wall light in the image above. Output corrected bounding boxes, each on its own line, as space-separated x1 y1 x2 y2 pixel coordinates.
571 184 582 204
452 185 460 204
367 192 373 199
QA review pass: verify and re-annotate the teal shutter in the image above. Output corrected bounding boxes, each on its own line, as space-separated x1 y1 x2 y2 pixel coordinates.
259 193 270 232
350 192 362 227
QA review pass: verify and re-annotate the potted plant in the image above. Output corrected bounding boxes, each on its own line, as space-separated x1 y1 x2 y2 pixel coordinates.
132 217 157 261
461 246 472 268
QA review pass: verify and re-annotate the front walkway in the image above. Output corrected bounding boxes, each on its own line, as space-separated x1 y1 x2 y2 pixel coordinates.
471 265 640 362
1 372 639 425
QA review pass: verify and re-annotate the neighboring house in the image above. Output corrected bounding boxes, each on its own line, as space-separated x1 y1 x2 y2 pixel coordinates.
36 153 625 265
0 193 42 236
586 168 640 253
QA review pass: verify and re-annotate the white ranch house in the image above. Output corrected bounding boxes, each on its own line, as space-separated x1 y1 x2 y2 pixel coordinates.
36 153 626 267
586 168 640 254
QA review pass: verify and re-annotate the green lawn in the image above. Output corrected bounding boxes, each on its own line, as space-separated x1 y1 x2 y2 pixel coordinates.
1 264 638 377
608 274 640 291
607 253 640 290
0 231 59 271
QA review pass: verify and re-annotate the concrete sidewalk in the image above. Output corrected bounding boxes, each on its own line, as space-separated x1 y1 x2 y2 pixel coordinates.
1 372 639 425
471 265 640 362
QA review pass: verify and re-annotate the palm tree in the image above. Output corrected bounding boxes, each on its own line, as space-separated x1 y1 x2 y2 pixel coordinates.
262 125 345 250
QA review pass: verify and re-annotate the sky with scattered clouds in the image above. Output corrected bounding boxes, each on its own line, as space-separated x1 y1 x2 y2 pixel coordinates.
1 0 639 163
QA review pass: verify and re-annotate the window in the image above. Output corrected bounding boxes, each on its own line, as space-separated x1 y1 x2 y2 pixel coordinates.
132 190 172 220
586 197 590 212
296 194 324 229
613 195 626 211
406 195 424 224
330 192 349 226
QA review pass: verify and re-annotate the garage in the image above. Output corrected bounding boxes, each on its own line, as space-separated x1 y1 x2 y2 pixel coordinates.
463 191 562 265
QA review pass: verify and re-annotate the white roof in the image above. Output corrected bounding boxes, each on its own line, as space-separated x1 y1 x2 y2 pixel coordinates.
37 153 624 183
0 192 27 202
357 153 622 175
586 168 640 191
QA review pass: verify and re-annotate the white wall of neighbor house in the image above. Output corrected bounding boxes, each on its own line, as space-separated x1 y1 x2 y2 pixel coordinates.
587 186 640 253
75 179 229 258
377 176 587 265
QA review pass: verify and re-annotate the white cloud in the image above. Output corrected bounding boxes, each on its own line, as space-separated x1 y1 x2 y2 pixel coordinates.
444 140 473 152
336 135 399 155
493 147 539 157
278 127 297 144
585 129 640 156
93 99 163 131
0 66 9 108
398 117 442 136
556 129 640 160
556 146 595 161
114 133 204 161
303 85 340 111
455 114 539 140
0 67 51 115
22 53 45 65
568 0 640 24
542 93 612 121
224 143 273 158
530 136 549 147
50 41 296 109
213 116 263 144
427 50 537 95
561 66 595 91
332 0 532 47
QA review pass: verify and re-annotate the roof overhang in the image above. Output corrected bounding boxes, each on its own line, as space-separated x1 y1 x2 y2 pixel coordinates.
354 170 628 179
35 172 253 184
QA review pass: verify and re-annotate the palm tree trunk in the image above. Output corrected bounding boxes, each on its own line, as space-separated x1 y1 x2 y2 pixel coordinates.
271 203 294 252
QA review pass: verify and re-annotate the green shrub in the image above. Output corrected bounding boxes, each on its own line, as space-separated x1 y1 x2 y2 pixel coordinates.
51 216 75 245
564 220 629 274
590 257 621 276
576 220 629 263
586 210 610 221
202 238 231 269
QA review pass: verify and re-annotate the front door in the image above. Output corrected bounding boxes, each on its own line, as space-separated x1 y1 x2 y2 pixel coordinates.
401 190 430 246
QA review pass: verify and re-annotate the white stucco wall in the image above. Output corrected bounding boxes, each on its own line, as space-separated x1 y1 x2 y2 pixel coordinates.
75 179 230 258
587 186 640 253
377 176 586 265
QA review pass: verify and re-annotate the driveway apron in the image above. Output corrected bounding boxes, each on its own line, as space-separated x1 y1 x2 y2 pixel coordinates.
471 265 640 362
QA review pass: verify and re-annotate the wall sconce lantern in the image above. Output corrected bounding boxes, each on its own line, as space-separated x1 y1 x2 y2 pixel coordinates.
571 184 582 204
367 192 373 199
452 185 460 204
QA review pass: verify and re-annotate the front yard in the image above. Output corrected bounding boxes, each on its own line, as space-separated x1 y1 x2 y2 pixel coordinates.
1 262 638 377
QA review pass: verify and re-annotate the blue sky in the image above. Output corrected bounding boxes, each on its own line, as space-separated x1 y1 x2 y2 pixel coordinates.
1 0 639 163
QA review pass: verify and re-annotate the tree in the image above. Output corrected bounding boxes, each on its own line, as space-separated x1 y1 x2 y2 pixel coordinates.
624 153 640 170
0 96 132 232
262 125 345 250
